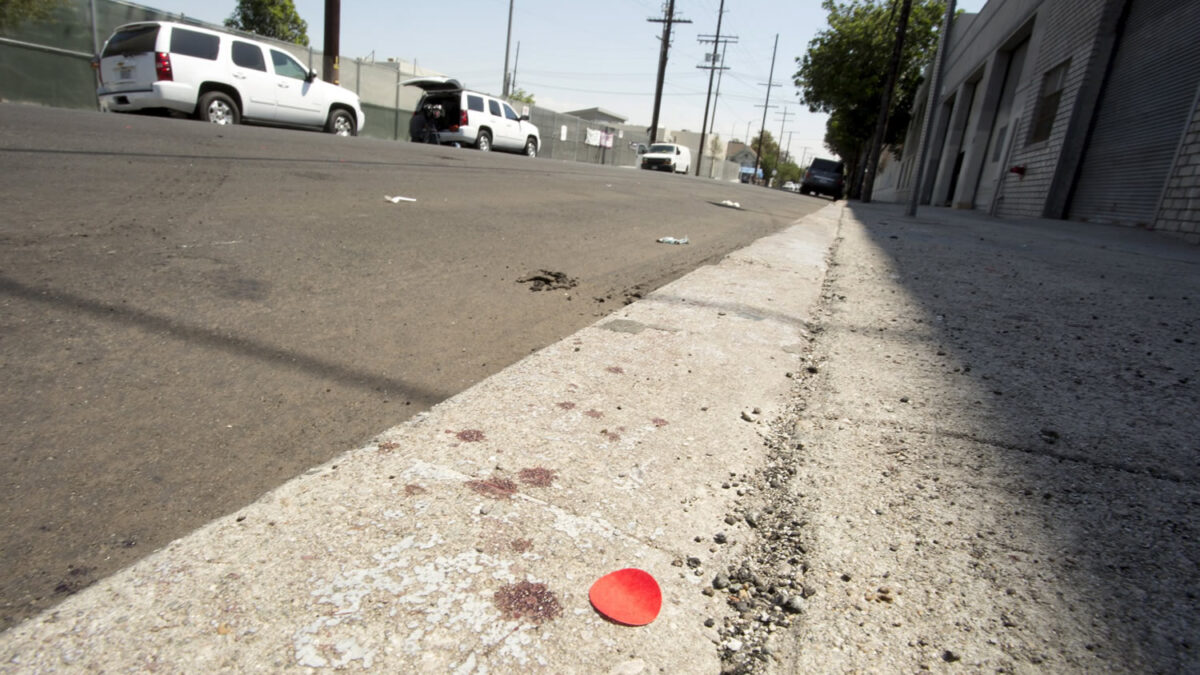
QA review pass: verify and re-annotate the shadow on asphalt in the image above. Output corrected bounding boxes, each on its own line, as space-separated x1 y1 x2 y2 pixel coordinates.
0 276 442 404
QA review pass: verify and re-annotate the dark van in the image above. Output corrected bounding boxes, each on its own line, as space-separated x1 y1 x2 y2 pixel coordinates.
801 157 845 200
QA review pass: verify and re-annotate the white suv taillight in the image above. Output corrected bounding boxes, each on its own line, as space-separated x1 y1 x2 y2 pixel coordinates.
155 52 173 81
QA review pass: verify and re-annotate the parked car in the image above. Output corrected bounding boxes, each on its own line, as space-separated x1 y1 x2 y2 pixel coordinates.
640 143 691 174
403 77 540 157
800 157 845 200
95 21 364 136
782 181 799 192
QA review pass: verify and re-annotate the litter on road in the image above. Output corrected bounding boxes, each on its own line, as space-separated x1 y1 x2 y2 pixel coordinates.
657 236 690 245
719 200 741 209
384 195 417 203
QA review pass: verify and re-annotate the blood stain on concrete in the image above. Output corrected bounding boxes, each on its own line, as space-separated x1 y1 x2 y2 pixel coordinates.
518 467 558 487
467 477 518 499
494 581 562 623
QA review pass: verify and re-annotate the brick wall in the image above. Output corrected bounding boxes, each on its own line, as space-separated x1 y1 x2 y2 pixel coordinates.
1154 99 1200 244
997 0 1106 218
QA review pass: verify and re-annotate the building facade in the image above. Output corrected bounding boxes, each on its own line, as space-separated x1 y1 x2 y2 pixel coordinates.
877 0 1200 243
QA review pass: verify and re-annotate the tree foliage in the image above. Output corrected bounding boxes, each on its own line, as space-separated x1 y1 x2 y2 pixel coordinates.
225 0 309 46
0 0 68 30
508 88 535 105
794 0 945 191
751 130 790 184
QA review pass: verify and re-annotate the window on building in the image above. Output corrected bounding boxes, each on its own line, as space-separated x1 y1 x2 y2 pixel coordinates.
1028 60 1070 144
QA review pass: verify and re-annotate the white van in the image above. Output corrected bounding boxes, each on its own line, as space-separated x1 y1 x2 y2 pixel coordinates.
403 77 540 157
639 143 691 174
96 21 365 136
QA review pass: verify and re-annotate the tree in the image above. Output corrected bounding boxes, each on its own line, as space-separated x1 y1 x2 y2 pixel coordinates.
751 130 781 185
225 0 309 46
508 88 535 105
794 0 945 197
709 134 723 157
0 0 68 30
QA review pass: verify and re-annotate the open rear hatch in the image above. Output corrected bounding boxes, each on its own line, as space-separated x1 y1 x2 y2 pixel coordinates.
400 77 464 93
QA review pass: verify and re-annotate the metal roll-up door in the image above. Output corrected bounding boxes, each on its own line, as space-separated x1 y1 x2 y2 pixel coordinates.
1068 0 1200 226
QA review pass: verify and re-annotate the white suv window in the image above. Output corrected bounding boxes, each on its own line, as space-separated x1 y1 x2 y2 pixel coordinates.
169 28 219 60
270 50 307 80
503 103 520 121
231 41 266 71
102 25 158 57
488 99 502 117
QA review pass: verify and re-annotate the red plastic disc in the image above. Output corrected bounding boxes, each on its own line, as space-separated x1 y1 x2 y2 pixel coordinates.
589 568 662 626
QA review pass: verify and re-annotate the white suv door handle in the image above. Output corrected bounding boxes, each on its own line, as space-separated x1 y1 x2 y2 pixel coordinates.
232 73 246 79
278 83 289 88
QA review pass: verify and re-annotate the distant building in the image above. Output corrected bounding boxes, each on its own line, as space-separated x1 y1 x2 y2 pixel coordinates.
728 147 757 168
875 0 1200 243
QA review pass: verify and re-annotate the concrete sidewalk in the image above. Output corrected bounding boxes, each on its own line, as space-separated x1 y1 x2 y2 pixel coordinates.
4 200 1198 674
0 204 840 672
773 203 1200 674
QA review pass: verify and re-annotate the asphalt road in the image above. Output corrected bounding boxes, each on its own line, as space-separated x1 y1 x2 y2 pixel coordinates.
0 103 825 630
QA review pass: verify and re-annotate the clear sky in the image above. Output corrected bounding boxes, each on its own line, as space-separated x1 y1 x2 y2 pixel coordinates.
142 0 988 160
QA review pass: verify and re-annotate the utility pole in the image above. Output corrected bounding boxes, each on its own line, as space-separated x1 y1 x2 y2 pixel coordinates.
775 106 792 175
511 41 521 93
502 0 514 96
695 0 736 176
323 0 340 84
753 33 780 187
862 0 912 203
709 40 730 136
907 0 957 216
647 0 691 144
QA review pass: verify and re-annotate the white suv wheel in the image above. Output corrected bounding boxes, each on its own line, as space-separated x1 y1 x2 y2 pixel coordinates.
198 91 239 125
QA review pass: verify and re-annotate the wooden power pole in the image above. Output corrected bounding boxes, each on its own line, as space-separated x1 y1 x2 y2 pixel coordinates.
647 0 691 144
323 0 340 84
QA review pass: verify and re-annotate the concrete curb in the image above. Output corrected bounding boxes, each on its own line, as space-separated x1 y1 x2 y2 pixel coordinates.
0 205 843 672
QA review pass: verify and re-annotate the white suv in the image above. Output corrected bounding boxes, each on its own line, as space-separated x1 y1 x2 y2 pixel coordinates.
403 77 540 157
96 21 365 136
